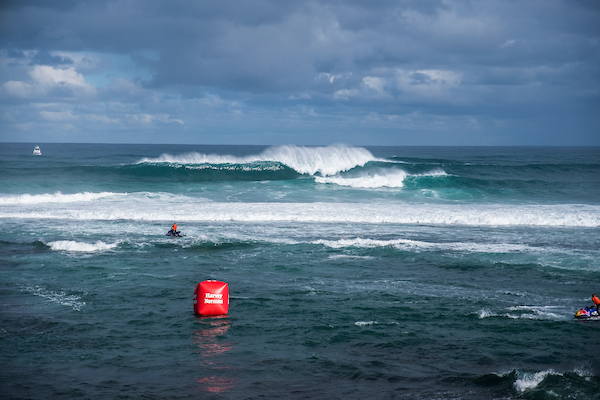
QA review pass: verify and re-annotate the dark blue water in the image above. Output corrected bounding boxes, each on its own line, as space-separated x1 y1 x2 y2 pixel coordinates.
1 143 599 399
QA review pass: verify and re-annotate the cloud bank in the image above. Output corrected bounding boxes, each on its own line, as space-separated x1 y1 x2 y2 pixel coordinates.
0 0 598 145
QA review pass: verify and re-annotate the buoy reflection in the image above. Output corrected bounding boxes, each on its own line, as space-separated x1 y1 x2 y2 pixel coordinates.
193 316 237 394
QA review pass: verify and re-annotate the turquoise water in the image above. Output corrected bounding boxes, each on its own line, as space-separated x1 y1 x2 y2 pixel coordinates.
1 143 599 399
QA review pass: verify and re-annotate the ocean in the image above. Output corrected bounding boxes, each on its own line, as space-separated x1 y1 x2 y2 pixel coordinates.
1 143 599 399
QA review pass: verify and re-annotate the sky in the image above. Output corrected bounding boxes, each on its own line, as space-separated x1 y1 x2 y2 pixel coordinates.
0 0 599 146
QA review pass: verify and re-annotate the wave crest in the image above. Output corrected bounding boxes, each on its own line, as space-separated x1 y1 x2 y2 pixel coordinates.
138 145 377 176
261 145 375 176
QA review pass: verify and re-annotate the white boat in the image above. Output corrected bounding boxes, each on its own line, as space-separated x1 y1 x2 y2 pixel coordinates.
33 146 41 155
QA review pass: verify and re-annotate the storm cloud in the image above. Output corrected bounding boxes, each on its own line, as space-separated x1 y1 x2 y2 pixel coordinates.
1 0 598 145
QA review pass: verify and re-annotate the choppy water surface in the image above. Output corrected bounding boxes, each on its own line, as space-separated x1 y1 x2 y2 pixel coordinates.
1 143 599 399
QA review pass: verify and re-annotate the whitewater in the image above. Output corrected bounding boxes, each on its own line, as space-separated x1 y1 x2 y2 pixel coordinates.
138 144 380 176
2 194 599 227
1 143 599 399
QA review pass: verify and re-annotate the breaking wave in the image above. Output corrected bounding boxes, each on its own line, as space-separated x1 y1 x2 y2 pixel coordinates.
511 368 593 394
138 144 378 176
3 198 599 227
315 168 446 188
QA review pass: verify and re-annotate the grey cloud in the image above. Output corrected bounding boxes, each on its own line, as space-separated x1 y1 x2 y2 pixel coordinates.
0 0 598 145
29 51 74 66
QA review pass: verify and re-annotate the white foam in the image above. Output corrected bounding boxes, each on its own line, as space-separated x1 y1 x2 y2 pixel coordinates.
316 169 408 188
328 254 374 260
478 305 568 321
0 191 118 205
2 194 599 228
505 305 565 321
47 240 119 252
316 237 420 249
315 168 447 189
24 285 86 311
417 169 447 177
514 370 556 393
494 368 593 394
315 237 534 254
355 321 378 326
138 145 378 176
477 308 494 319
261 145 376 176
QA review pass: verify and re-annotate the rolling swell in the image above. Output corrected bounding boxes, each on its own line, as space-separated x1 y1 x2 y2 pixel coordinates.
402 174 570 201
0 240 50 257
118 162 300 182
15 162 301 184
319 158 599 202
53 145 375 184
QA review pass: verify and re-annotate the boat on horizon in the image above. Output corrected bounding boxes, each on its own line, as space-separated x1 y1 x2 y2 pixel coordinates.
33 146 41 155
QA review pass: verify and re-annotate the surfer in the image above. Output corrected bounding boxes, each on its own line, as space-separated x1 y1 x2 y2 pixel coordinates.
592 294 600 314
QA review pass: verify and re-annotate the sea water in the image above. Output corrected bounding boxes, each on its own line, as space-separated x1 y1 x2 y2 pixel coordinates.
1 143 599 399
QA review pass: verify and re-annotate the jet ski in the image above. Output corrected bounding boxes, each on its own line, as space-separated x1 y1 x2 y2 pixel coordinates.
574 306 599 319
166 229 185 237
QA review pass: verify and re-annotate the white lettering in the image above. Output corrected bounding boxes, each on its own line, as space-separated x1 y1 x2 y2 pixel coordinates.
205 293 223 299
204 299 224 304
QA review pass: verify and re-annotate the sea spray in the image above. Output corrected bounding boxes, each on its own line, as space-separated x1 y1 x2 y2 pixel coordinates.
138 144 378 176
260 145 375 175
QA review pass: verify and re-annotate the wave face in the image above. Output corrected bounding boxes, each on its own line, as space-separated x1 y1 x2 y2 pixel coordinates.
137 144 377 176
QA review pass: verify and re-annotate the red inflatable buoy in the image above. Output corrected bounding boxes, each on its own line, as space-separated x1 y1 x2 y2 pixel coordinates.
193 280 229 316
